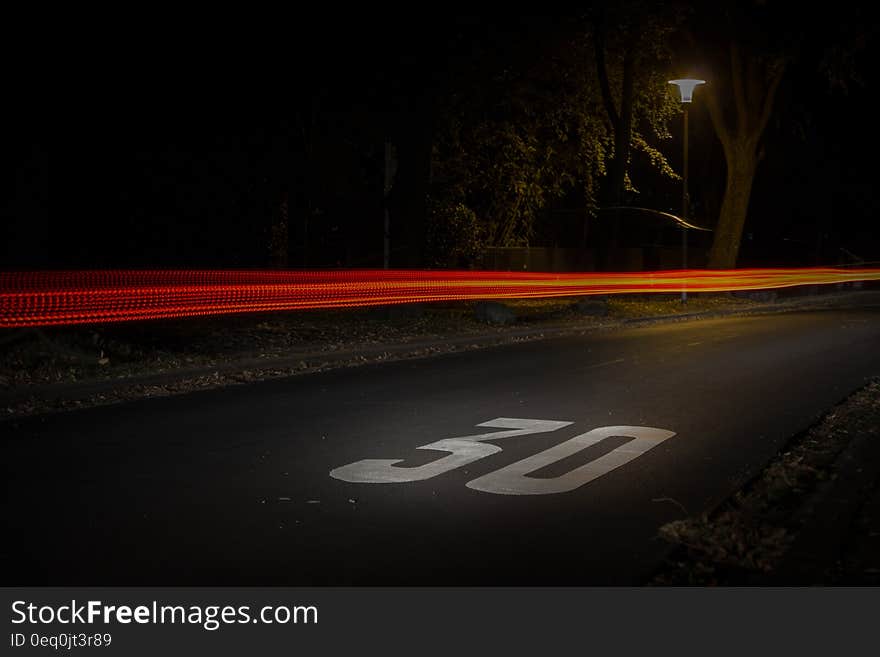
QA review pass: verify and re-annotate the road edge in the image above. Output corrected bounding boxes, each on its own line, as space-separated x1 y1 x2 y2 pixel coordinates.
2 290 878 420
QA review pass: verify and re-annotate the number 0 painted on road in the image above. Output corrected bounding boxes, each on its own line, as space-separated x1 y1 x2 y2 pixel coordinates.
466 425 675 495
329 418 675 495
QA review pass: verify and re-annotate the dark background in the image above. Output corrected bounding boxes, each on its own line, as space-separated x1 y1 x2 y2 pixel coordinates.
3 8 878 270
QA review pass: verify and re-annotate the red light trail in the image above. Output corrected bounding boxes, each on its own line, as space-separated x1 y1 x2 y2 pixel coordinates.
1 268 878 328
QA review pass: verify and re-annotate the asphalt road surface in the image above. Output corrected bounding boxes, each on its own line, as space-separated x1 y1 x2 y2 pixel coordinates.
4 305 880 585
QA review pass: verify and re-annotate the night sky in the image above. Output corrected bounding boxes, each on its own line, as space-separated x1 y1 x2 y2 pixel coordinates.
4 7 878 269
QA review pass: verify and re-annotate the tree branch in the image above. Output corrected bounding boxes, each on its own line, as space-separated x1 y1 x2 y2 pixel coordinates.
702 82 733 157
755 60 786 139
730 41 748 134
746 55 762 117
683 27 732 156
593 23 620 130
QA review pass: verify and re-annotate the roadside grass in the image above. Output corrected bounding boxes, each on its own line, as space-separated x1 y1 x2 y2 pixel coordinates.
605 293 758 318
0 290 840 393
0 304 482 388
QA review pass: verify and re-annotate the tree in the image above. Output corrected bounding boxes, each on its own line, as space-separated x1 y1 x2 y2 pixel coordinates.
686 2 871 268
428 13 680 261
685 4 788 269
703 43 784 268
587 2 683 269
590 2 682 207
428 21 598 255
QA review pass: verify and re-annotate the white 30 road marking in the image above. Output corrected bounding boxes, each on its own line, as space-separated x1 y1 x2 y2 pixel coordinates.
466 425 675 495
329 418 572 483
330 418 675 495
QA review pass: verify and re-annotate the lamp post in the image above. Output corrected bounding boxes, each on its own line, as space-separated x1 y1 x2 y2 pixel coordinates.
668 78 705 303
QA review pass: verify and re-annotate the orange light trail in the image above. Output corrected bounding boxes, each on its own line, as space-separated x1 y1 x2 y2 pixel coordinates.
1 268 878 328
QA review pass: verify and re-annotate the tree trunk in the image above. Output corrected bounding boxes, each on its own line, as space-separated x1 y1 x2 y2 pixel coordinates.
593 26 635 272
610 51 635 206
708 140 757 268
269 190 289 269
696 36 785 270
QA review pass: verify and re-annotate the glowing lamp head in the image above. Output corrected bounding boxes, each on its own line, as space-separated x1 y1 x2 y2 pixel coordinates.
668 79 705 103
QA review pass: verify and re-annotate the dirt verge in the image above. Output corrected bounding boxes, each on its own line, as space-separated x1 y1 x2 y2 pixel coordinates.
652 379 880 585
1 289 876 419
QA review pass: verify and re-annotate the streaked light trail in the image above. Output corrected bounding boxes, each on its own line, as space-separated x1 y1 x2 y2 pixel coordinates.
1 268 878 328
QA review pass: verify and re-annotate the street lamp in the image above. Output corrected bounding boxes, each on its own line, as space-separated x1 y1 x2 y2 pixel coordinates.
668 78 705 303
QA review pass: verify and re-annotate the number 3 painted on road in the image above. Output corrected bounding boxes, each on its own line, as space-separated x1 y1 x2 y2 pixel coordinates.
329 418 572 483
329 418 675 495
